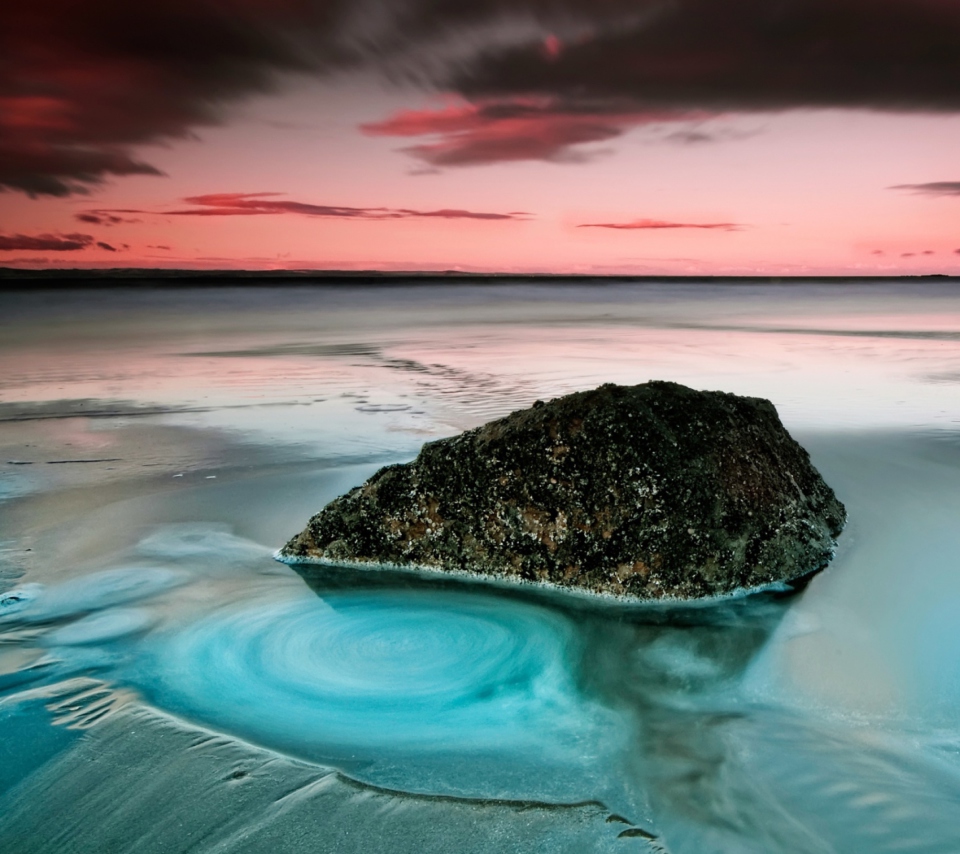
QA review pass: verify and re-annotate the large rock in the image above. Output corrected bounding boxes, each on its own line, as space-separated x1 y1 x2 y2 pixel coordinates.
279 382 846 600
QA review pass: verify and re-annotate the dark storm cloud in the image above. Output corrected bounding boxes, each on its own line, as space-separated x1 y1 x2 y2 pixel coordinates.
890 182 960 195
1 1 354 197
97 193 528 220
6 0 960 193
578 219 741 231
371 0 960 166
0 232 95 251
440 1 960 110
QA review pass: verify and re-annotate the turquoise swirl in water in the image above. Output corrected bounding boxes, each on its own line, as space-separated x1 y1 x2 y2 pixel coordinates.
133 589 622 793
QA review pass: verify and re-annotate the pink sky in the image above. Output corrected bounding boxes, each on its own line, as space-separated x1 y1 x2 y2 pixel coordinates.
2 1 960 274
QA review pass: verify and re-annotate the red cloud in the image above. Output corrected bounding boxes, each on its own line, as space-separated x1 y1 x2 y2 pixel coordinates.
107 193 528 220
542 35 563 60
0 232 95 251
578 219 741 231
362 98 704 166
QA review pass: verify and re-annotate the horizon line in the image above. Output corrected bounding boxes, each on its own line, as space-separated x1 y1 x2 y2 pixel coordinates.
1 267 959 288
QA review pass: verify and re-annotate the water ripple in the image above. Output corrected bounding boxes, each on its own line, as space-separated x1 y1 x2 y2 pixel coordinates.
135 590 618 766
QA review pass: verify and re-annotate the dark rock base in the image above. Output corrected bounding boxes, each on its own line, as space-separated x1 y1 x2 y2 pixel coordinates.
280 382 846 601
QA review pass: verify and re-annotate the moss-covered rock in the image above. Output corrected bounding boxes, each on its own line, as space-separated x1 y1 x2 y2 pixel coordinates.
279 382 846 600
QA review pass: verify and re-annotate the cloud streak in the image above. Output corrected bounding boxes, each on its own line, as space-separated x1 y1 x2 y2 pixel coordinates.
578 219 741 231
0 232 95 251
75 211 141 226
362 99 704 166
890 182 960 196
97 193 528 221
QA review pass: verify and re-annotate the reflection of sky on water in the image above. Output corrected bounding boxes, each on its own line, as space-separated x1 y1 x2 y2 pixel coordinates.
746 434 960 726
2 284 959 452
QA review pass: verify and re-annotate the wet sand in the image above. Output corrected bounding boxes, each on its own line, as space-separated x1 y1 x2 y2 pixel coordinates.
2 282 960 852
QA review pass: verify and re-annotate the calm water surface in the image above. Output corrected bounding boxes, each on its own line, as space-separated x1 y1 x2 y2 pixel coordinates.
1 282 960 852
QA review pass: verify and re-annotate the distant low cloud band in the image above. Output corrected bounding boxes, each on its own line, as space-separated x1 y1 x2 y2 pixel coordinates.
84 193 528 221
578 219 741 231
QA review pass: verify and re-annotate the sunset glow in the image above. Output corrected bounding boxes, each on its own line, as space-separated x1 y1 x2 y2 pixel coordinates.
2 1 960 274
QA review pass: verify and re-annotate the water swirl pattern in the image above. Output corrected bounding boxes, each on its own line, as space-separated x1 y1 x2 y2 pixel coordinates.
133 588 621 783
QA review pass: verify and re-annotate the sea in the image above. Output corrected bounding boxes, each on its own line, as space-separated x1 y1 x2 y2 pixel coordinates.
1 280 959 853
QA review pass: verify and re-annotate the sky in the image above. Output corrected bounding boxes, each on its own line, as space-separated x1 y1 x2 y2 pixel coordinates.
2 0 960 275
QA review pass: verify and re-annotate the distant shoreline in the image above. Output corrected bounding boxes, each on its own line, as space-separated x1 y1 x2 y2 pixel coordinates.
1 267 958 289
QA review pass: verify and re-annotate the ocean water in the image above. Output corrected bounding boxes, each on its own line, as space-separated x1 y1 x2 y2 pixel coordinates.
1 281 959 852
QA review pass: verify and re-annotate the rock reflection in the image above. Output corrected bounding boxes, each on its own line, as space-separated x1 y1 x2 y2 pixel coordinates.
572 585 960 852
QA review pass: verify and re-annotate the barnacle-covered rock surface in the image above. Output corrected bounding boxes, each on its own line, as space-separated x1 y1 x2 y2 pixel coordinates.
279 382 846 600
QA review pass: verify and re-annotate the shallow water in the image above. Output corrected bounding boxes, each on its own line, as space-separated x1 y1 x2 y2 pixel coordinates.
1 282 960 852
